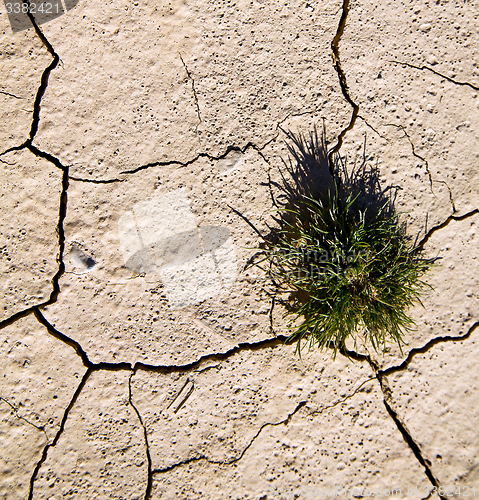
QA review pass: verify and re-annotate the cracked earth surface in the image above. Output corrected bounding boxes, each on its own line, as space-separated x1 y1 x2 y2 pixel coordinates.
1 0 478 499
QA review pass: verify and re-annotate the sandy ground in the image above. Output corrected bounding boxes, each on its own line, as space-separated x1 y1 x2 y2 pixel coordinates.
1 0 478 499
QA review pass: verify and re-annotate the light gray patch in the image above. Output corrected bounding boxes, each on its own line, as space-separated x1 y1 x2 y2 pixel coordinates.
199 225 231 253
124 246 156 275
154 229 202 269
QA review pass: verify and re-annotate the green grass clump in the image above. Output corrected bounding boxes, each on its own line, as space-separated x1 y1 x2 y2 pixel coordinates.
261 132 435 356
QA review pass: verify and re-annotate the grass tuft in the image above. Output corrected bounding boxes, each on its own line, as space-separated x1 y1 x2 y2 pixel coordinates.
258 125 436 356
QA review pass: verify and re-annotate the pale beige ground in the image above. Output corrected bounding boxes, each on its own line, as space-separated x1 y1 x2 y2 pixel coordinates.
1 0 478 499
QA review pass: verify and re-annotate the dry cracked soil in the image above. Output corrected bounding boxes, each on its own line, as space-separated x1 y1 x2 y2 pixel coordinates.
1 0 478 499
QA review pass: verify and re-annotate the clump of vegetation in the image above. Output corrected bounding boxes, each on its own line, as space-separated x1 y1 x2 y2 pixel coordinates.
259 125 435 356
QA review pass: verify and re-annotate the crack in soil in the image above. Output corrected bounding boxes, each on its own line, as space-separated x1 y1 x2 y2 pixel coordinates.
67 175 126 184
357 115 385 138
340 348 445 497
0 156 16 165
0 395 49 442
34 309 91 367
119 140 270 176
0 8 68 327
66 106 323 183
0 153 15 167
179 53 202 134
383 397 442 494
128 372 153 500
421 490 437 500
133 335 290 375
0 90 24 99
385 123 457 211
328 0 359 176
28 55 58 142
23 2 60 143
370 358 446 499
35 305 292 376
379 320 479 378
149 377 376 488
148 402 307 480
0 153 68 328
27 367 92 500
0 143 29 158
390 60 479 92
417 208 479 250
32 148 69 306
385 124 436 197
305 376 376 417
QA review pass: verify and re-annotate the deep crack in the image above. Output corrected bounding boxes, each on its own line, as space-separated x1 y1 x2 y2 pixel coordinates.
27 367 92 500
34 150 69 307
0 143 28 158
382 397 442 494
23 1 60 143
133 335 289 376
0 5 68 327
379 321 479 378
0 152 68 329
369 358 446 499
28 55 59 142
369 357 445 500
341 346 446 497
34 309 91 368
329 0 360 175
417 208 479 249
